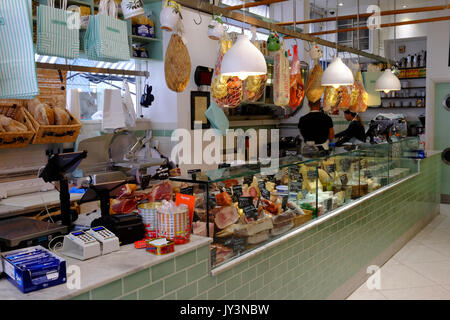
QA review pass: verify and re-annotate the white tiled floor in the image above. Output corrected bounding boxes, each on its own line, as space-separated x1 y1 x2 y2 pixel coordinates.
347 204 450 300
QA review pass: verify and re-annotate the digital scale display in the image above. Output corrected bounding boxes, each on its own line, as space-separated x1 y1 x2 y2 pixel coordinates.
72 232 84 236
92 227 104 232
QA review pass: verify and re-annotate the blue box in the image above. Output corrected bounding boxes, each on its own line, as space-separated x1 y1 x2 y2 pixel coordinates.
1 246 66 293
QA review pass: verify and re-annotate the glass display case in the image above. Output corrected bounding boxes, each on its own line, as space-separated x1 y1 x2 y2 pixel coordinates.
170 140 419 269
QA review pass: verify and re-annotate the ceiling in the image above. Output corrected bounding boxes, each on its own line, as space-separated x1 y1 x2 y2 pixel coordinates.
310 0 443 12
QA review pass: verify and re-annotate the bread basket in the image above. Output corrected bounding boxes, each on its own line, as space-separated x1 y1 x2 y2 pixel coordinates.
0 105 36 149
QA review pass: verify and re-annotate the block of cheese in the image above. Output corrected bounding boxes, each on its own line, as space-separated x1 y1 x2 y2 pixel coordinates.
234 216 273 237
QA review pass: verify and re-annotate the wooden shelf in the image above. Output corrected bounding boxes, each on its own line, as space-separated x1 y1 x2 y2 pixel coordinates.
131 35 162 44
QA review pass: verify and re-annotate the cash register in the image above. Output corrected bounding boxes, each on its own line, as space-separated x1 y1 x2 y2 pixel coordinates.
0 151 87 252
80 180 145 245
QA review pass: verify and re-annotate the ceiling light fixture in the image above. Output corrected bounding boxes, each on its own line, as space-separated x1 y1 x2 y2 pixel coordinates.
220 0 267 80
338 2 343 7
321 0 354 88
375 0 401 94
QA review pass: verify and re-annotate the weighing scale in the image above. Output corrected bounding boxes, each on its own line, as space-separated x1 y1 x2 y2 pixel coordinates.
0 152 87 252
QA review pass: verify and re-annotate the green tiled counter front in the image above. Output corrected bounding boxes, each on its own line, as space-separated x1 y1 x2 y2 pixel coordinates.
69 153 442 300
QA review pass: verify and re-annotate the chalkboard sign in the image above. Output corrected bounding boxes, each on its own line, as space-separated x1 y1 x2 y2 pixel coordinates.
326 164 336 174
210 247 217 265
238 196 254 208
266 175 276 182
281 195 288 210
243 205 258 220
225 187 232 196
340 174 348 186
188 169 202 174
261 188 271 200
179 186 194 195
258 181 266 191
232 185 243 203
290 181 303 192
232 237 247 254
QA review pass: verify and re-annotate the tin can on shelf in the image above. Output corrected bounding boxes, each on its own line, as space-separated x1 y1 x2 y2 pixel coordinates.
138 202 161 239
157 204 191 245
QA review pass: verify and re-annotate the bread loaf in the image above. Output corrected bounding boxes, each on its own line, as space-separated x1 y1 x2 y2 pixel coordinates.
0 115 28 132
53 107 71 125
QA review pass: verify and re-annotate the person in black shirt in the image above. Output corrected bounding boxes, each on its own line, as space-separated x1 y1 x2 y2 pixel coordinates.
298 99 334 146
335 110 366 147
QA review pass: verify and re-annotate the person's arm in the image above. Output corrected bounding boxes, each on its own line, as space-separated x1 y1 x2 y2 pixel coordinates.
335 122 357 146
327 116 334 141
329 127 335 141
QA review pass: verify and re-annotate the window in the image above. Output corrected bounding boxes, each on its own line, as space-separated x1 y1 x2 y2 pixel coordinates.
337 17 369 50
35 55 140 120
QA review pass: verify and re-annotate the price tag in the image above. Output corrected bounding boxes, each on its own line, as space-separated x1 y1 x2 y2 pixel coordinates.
238 196 253 208
281 195 288 210
258 181 266 190
232 237 247 254
340 174 348 186
232 185 243 198
290 181 303 192
179 186 193 195
261 188 271 200
187 169 202 174
210 247 217 264
326 164 336 174
243 205 258 220
225 187 232 196
266 175 276 182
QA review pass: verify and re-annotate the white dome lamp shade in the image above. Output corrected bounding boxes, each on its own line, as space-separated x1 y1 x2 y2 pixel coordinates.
321 56 354 88
375 69 401 94
220 34 267 80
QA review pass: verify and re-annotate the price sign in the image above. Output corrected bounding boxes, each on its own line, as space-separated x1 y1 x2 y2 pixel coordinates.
187 169 201 174
243 205 258 220
210 247 217 264
232 237 247 254
225 187 232 196
232 185 243 203
179 186 194 195
281 195 288 210
261 188 271 200
290 181 303 192
243 175 253 185
238 196 253 208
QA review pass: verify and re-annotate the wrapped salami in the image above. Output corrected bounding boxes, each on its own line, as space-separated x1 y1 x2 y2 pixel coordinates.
211 37 243 108
273 42 290 107
323 86 339 113
288 44 305 110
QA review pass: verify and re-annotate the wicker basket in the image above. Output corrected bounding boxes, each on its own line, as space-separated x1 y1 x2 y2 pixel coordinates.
24 108 82 144
0 106 36 149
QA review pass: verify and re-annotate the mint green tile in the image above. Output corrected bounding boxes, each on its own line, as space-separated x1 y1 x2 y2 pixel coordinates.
160 292 177 300
152 129 165 137
226 274 242 293
164 130 174 137
235 284 250 300
195 292 208 300
256 259 269 276
123 269 150 293
269 252 282 268
165 270 187 293
250 276 263 292
139 281 163 300
217 268 234 284
198 275 217 294
177 282 197 300
263 271 276 285
197 245 210 261
92 279 122 300
208 283 226 300
232 260 249 274
71 291 90 300
242 266 257 282
187 261 208 283
151 259 174 279
176 250 197 271
120 292 137 300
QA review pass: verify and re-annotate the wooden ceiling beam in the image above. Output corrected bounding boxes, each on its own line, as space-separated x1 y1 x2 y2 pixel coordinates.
225 0 287 11
176 0 395 64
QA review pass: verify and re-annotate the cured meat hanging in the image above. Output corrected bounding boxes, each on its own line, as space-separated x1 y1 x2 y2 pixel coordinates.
288 44 305 110
165 32 191 92
273 42 290 107
305 43 325 103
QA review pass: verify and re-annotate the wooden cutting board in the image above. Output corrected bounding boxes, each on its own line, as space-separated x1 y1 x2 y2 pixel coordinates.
164 34 191 92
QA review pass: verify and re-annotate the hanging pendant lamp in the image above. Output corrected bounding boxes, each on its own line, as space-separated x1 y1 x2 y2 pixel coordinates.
220 1 267 80
375 68 401 93
321 2 354 88
375 0 401 94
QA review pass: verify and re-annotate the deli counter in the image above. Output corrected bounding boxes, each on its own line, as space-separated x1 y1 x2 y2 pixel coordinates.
170 137 422 270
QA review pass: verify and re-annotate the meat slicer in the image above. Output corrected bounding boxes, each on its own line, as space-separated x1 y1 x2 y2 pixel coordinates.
76 129 167 188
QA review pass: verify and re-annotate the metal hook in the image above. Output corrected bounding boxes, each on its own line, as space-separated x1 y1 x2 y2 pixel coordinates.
193 10 202 25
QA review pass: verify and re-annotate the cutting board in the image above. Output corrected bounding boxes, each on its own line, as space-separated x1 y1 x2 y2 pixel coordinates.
0 190 83 209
